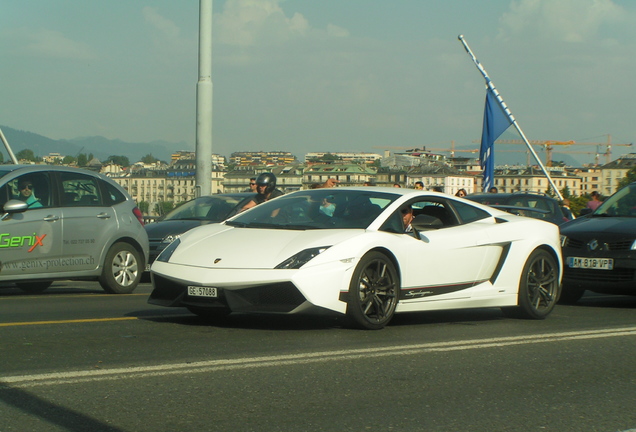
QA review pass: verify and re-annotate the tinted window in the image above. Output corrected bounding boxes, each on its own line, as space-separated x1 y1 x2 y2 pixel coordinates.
60 172 102 206
596 183 636 217
228 190 397 230
452 200 490 223
163 196 244 222
104 181 127 205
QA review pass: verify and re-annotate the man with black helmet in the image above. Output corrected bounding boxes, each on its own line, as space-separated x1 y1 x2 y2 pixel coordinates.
240 172 284 212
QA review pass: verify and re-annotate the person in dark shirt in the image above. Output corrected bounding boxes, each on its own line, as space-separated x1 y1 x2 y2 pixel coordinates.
240 173 283 212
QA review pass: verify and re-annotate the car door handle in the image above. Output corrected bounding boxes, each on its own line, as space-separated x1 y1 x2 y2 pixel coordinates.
97 212 111 219
43 215 60 222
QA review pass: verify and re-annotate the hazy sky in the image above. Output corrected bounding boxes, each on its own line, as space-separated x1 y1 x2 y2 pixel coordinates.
2 0 636 164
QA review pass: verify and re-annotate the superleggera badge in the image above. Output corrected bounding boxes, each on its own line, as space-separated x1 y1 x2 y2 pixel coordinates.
214 258 221 264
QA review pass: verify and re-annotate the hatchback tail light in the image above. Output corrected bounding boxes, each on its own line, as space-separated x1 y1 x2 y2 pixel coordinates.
133 207 145 226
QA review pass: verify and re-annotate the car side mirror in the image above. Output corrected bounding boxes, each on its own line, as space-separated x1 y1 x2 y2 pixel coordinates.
578 208 592 217
1 199 29 221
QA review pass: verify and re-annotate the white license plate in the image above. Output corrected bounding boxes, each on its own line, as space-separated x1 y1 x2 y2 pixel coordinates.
187 286 218 297
568 257 614 270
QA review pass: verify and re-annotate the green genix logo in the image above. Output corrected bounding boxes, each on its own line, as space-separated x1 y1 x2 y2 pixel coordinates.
0 233 47 252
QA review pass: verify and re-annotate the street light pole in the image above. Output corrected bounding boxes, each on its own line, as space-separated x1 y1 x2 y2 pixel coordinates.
195 0 213 197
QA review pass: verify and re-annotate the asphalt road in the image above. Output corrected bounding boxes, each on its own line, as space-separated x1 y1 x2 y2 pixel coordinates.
1 281 635 432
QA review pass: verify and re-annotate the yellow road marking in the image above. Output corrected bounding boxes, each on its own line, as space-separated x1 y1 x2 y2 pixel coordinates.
0 292 149 301
0 317 138 327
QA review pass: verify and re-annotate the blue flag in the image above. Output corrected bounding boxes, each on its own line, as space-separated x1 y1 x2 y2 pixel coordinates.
480 87 512 192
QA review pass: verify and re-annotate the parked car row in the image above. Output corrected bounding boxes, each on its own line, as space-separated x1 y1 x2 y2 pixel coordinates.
2 164 633 327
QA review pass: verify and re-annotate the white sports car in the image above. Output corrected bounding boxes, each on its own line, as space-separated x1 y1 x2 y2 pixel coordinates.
149 188 562 329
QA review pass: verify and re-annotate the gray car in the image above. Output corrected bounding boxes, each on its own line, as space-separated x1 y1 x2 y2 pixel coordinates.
0 165 149 294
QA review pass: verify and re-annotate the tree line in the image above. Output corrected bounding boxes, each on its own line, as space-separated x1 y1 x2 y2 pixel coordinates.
9 149 161 167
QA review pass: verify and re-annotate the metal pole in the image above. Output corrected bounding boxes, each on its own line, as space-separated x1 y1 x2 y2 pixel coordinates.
0 127 19 164
195 0 213 197
458 35 563 201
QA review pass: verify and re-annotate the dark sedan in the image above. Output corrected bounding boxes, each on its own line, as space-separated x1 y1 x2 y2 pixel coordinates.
467 191 570 225
145 193 254 266
559 182 636 303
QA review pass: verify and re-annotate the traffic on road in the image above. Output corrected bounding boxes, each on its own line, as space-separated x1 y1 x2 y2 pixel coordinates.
1 280 635 432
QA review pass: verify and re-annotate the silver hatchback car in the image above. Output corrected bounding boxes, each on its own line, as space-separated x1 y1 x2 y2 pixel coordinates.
0 165 149 294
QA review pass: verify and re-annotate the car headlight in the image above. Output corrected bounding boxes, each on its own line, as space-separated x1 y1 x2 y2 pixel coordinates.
275 246 331 269
631 240 636 250
560 235 568 247
161 234 181 244
157 238 181 263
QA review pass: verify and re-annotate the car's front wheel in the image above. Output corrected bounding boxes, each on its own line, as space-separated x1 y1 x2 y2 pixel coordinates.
346 251 399 330
99 242 143 294
503 249 560 319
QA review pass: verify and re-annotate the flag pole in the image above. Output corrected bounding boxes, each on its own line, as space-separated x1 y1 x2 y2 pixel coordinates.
458 35 563 201
0 127 19 164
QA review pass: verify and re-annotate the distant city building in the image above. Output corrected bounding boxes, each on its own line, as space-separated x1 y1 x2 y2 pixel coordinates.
303 163 377 187
486 167 581 196
305 152 382 164
595 153 636 196
407 165 474 194
223 165 303 193
572 167 602 196
230 151 296 167
171 150 226 168
375 167 408 187
42 152 64 164
380 148 450 169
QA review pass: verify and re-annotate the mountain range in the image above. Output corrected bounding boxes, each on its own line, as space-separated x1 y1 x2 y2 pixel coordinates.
0 125 191 163
1 124 587 167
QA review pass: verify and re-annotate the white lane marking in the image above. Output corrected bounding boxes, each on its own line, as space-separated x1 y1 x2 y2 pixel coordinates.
2 326 636 388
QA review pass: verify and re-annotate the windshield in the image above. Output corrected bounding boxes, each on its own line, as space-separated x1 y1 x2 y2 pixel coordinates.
161 195 246 222
594 183 636 217
227 189 398 230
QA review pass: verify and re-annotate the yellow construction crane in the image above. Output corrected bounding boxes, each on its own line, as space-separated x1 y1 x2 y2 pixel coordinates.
576 134 632 164
479 134 633 166
491 140 575 167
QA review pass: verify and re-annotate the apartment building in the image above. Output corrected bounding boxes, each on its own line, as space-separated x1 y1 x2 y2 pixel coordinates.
230 151 296 166
303 163 377 187
304 151 382 164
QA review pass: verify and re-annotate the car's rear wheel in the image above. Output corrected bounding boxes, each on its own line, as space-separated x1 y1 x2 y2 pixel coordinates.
346 251 399 330
503 249 560 319
16 281 52 294
99 242 142 294
558 285 585 304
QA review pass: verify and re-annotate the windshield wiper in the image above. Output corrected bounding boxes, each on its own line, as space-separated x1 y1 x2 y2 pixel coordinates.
280 224 317 230
226 221 248 227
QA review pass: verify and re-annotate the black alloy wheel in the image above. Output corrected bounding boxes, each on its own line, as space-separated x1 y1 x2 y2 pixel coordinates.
504 249 560 319
346 251 399 330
